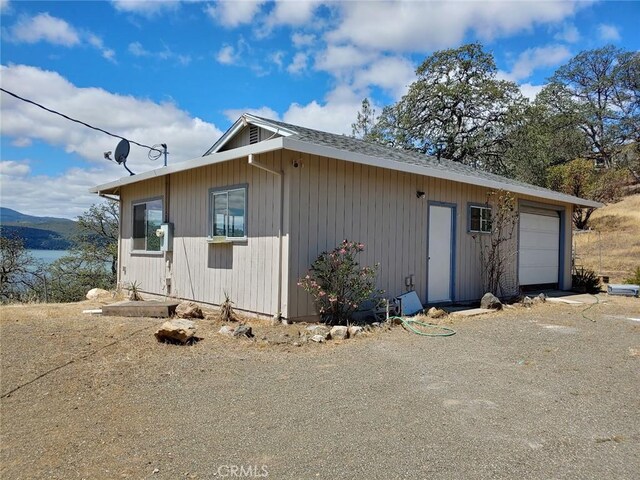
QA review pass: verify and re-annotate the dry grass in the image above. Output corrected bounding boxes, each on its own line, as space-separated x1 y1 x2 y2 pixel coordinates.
573 194 640 283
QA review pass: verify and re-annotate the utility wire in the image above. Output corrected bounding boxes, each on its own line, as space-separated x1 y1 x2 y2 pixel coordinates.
0 87 161 153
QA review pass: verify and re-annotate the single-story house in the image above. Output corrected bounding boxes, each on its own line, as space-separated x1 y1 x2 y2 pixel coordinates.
91 114 601 321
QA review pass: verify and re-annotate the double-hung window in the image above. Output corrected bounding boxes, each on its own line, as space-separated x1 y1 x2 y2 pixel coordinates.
469 205 492 233
132 198 163 251
209 186 247 240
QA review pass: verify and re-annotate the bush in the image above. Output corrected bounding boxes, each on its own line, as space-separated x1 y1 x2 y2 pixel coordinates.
624 266 640 285
298 240 381 325
572 267 601 294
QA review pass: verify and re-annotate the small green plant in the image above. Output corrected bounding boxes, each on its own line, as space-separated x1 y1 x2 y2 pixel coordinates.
572 267 601 294
298 240 382 326
624 266 640 285
127 280 143 301
219 291 236 322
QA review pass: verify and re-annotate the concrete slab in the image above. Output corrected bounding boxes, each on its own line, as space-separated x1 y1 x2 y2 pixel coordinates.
450 308 495 317
101 300 179 318
526 290 603 305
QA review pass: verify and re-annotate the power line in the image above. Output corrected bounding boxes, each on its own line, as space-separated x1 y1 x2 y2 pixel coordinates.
0 87 161 153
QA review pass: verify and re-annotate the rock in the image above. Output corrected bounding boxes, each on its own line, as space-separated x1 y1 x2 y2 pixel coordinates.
86 288 110 300
522 296 534 307
480 292 502 310
310 334 326 343
306 325 331 339
390 317 403 325
330 325 349 340
534 293 547 304
175 301 204 319
271 314 282 326
218 325 235 337
233 324 254 338
427 307 447 319
155 319 196 344
348 326 364 337
371 322 381 328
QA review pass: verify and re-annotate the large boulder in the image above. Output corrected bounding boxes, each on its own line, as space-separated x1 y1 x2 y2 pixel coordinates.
86 288 110 300
480 292 502 310
175 301 204 319
330 325 349 340
348 325 364 337
155 319 197 344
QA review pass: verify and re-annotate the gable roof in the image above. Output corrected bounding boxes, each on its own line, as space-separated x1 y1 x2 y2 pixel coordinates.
92 113 602 208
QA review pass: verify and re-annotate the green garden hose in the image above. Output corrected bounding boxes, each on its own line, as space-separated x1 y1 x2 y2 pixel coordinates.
390 316 456 337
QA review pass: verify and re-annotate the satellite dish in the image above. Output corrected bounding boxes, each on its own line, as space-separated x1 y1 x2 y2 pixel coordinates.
114 139 130 164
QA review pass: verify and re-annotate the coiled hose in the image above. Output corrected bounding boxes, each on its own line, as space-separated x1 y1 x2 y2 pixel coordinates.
390 316 456 337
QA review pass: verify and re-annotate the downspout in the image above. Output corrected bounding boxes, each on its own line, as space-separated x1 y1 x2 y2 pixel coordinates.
248 153 284 318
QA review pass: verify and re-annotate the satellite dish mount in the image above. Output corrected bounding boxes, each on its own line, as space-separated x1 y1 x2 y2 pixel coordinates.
114 139 135 176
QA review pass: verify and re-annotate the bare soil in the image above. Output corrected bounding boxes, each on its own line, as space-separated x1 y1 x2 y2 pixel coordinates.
1 296 639 479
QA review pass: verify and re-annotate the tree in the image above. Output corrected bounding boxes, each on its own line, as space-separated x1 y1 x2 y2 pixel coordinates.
351 98 377 140
373 43 526 173
539 46 640 169
0 236 41 301
75 200 119 277
547 158 625 229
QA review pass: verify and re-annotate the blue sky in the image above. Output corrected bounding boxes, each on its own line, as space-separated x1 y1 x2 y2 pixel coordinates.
1 0 638 218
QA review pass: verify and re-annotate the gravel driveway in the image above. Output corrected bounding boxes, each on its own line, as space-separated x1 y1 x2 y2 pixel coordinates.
1 296 639 479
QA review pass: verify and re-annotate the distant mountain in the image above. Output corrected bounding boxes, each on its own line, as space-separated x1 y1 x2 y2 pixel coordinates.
0 207 78 250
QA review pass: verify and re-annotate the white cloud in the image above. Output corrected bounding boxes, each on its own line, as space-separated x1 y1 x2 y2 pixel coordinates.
0 0 10 13
11 137 32 147
0 160 31 177
128 41 191 65
8 12 80 46
554 23 580 43
519 83 544 101
87 34 116 62
327 1 587 52
353 56 415 99
267 0 321 27
206 0 265 28
291 32 316 48
507 44 572 81
223 107 280 123
216 44 238 65
128 41 150 56
597 23 621 42
314 44 378 76
287 52 308 74
270 50 285 69
111 0 178 17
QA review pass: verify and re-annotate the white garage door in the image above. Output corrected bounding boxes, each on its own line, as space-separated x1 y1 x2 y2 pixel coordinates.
519 211 560 286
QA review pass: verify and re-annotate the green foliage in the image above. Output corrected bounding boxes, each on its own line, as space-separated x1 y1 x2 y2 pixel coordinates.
351 98 377 140
127 280 143 301
572 267 601 294
75 200 119 277
298 240 381 326
0 235 41 302
372 43 526 173
547 158 626 229
624 267 640 285
42 255 113 303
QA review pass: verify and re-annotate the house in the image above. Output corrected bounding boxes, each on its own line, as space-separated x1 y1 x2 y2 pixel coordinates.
91 114 601 321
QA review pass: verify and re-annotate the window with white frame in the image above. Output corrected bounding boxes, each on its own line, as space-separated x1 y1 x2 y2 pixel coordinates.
209 186 247 239
469 205 492 233
132 198 163 251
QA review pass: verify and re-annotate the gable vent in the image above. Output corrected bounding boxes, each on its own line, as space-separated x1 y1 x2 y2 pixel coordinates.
249 125 259 144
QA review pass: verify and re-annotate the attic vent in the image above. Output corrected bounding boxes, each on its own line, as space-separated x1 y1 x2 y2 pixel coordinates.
249 125 259 144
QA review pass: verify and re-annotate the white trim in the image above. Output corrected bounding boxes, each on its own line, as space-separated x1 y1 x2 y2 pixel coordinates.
281 137 603 208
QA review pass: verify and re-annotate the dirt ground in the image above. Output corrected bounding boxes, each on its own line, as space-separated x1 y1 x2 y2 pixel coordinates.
1 295 639 479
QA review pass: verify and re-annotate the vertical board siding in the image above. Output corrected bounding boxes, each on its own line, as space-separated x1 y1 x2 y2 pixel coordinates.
120 154 283 316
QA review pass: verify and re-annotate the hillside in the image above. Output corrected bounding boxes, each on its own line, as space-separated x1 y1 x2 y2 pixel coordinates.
0 207 78 250
573 194 640 283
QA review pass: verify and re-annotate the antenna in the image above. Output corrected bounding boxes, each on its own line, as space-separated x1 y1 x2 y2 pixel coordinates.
149 143 169 167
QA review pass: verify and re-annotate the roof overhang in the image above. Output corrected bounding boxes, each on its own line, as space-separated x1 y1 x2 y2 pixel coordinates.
91 134 602 209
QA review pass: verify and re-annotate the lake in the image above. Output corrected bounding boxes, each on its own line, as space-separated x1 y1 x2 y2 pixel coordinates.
28 249 71 265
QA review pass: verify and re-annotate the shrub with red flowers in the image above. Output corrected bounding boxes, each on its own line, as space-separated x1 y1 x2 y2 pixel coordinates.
298 240 381 325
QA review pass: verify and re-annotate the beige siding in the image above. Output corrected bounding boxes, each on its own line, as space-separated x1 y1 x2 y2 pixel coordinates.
119 153 284 317
285 153 572 319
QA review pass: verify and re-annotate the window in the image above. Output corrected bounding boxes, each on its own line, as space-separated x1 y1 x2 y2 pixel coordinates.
209 186 247 240
469 205 492 233
132 198 163 251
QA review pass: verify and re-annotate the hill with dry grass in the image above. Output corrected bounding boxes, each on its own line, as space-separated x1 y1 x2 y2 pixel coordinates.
573 194 640 283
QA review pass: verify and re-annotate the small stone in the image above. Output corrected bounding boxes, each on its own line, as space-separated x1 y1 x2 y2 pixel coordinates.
390 317 403 325
310 334 326 343
330 325 349 340
534 293 547 304
175 301 204 319
233 324 254 338
154 319 196 344
371 322 381 328
348 326 364 337
523 296 534 307
293 342 301 347
427 307 447 319
480 292 502 310
152 468 159 474
218 325 235 337
86 288 110 300
306 325 331 339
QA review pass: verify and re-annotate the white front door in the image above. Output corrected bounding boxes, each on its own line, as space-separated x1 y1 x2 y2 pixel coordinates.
428 205 454 303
